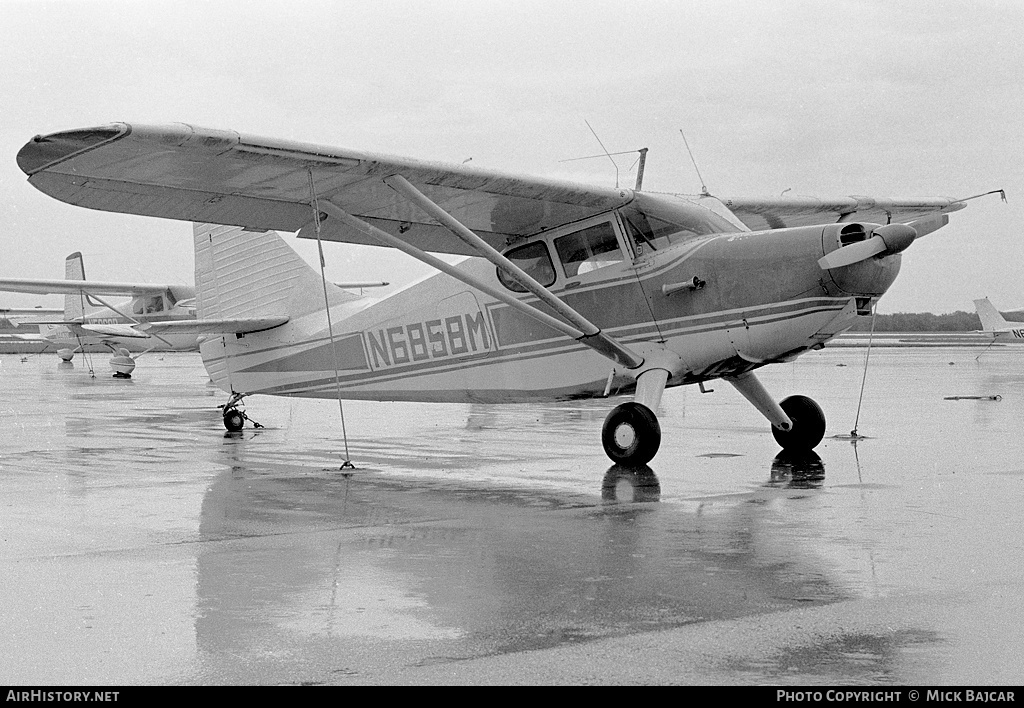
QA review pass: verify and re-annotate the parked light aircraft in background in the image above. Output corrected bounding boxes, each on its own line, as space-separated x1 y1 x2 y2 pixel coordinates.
0 251 199 376
15 123 1002 463
974 298 1024 343
0 247 389 376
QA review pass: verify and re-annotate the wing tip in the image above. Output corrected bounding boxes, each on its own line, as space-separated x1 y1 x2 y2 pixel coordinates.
17 124 129 175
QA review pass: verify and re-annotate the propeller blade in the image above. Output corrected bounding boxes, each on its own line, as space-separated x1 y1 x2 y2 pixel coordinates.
817 235 887 269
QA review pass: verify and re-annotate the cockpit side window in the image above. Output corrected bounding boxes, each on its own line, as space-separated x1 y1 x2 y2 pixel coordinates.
134 295 164 314
554 221 623 277
497 241 556 293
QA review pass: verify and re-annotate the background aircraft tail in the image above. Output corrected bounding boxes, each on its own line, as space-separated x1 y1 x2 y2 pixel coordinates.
974 298 1009 332
63 252 86 321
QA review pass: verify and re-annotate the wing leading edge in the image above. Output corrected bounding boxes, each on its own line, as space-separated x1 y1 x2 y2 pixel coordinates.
0 277 179 297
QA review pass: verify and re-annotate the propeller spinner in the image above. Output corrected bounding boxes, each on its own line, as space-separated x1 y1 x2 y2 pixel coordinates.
817 214 948 270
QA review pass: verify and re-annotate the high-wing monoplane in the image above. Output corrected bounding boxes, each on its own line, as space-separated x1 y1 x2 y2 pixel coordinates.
0 251 199 375
974 298 1024 343
15 123 1002 462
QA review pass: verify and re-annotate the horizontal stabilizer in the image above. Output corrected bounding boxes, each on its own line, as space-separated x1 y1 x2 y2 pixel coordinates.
139 316 289 336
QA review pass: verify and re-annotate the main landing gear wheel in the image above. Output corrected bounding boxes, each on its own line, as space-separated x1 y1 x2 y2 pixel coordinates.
602 401 661 465
771 395 826 452
223 409 245 432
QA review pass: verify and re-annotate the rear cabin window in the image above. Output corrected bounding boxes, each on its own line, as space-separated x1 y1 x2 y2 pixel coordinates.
554 221 623 277
498 241 556 293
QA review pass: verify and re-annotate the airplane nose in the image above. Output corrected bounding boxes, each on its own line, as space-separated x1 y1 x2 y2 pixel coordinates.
872 223 917 255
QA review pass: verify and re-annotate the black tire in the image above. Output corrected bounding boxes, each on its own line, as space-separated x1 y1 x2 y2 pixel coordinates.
771 395 826 451
601 402 661 465
223 409 245 432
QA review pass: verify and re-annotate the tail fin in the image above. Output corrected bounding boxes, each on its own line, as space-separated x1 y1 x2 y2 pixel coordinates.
63 252 87 321
192 223 362 395
193 223 358 321
974 298 1010 332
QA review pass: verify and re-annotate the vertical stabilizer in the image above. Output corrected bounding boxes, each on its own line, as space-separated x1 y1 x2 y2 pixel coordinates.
194 223 356 320
974 298 1009 332
63 252 86 321
193 223 361 394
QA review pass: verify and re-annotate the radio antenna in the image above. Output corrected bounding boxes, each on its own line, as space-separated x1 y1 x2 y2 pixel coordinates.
585 119 619 188
562 121 648 189
679 129 709 196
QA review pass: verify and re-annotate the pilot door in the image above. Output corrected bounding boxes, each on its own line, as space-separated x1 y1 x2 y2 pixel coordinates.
550 213 657 336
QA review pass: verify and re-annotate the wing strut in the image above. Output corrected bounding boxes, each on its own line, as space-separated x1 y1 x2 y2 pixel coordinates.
316 199 642 369
381 174 645 369
74 290 174 348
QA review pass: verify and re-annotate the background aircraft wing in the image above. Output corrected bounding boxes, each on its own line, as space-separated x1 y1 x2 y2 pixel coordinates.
0 277 174 297
140 317 289 336
18 123 636 256
719 195 967 230
1 307 65 317
80 323 151 339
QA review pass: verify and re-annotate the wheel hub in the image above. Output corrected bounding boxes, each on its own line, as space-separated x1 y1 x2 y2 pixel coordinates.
613 423 636 449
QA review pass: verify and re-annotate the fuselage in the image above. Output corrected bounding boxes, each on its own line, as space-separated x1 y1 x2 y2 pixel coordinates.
42 298 199 352
200 216 901 403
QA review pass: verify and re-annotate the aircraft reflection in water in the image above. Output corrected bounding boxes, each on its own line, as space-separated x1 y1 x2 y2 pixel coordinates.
768 451 826 489
191 436 879 677
601 465 661 503
602 451 826 502
17 123 1004 466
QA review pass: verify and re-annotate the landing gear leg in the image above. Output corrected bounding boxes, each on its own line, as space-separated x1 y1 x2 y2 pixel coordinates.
601 367 668 465
221 392 263 432
725 372 825 451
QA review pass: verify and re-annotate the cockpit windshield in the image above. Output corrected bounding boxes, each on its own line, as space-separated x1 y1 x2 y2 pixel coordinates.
621 192 737 251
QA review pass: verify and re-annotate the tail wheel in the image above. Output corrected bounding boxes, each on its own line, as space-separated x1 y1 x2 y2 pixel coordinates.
771 395 826 451
223 409 245 432
602 402 661 465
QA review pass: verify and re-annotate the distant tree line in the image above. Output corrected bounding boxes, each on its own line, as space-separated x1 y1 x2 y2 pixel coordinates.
849 309 1024 332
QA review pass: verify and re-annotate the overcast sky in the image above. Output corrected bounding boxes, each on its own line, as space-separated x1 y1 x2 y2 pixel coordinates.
1 0 1020 313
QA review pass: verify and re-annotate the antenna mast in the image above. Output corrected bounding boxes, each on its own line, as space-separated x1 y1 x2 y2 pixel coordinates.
634 148 648 191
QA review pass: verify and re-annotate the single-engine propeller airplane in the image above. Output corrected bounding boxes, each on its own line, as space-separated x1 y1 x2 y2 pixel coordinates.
15 123 1003 463
974 297 1024 343
0 251 200 376
0 247 388 377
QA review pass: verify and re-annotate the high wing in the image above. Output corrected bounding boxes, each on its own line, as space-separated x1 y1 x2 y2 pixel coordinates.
78 323 151 339
1 307 64 323
139 317 289 336
18 123 636 257
0 277 175 297
720 195 966 230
